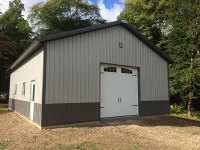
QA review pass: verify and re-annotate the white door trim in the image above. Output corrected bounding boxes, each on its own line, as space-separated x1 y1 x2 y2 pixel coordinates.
30 80 35 121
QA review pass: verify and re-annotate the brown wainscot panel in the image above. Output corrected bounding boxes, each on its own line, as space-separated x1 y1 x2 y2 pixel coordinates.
9 99 42 125
42 103 100 126
33 103 42 125
139 100 170 116
9 99 30 118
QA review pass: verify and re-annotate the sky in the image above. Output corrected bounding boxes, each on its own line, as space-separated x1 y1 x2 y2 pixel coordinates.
0 0 124 21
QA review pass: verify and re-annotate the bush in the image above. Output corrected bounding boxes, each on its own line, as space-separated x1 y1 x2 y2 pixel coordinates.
170 103 186 114
193 111 200 119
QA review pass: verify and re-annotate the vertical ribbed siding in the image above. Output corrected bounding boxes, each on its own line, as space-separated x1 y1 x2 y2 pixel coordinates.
9 49 44 104
45 25 169 104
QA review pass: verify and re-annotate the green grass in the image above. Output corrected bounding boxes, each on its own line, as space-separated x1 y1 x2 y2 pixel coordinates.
172 112 200 121
0 141 9 150
131 141 141 150
170 104 200 120
56 141 102 150
0 104 8 111
129 140 152 150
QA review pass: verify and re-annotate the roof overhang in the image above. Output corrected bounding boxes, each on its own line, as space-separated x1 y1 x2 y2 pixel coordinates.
8 41 42 73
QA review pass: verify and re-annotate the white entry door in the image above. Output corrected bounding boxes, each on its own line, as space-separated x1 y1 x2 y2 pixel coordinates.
30 80 35 121
100 65 138 118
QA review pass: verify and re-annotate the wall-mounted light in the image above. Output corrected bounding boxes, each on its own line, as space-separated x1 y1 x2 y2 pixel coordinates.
119 42 123 48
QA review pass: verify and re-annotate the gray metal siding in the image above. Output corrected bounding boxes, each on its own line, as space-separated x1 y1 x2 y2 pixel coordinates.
45 26 169 104
9 49 44 104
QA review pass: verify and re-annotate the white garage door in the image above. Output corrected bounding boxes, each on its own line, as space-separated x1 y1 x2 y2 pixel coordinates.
100 64 138 118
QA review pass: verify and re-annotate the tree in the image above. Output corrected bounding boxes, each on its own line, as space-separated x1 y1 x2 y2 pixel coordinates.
166 0 200 116
118 0 169 46
0 0 33 92
29 0 105 37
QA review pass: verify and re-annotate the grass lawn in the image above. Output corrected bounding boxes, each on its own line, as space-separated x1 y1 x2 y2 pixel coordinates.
0 103 8 111
0 141 9 150
172 113 200 122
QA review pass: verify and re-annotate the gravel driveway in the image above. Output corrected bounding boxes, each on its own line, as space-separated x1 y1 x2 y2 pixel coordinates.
1 110 200 150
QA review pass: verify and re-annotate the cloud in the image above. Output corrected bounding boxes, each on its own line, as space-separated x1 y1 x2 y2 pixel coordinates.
0 0 124 22
97 0 124 22
0 0 46 18
0 0 9 12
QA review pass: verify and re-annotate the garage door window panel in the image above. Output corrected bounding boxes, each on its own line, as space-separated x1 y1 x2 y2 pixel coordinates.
104 67 117 72
121 68 132 74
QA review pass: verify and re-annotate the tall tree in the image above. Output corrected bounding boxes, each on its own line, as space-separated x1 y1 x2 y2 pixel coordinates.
29 0 105 37
0 0 33 92
118 0 169 46
166 0 200 116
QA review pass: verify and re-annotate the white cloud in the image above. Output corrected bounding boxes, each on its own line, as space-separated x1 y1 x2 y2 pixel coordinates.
0 0 9 12
97 0 124 22
0 0 46 18
0 0 124 21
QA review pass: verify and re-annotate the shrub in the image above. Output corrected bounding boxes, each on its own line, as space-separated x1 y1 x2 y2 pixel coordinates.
193 111 200 119
170 103 186 114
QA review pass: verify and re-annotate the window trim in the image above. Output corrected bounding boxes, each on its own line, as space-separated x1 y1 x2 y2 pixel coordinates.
22 82 26 96
14 84 17 96
31 80 35 101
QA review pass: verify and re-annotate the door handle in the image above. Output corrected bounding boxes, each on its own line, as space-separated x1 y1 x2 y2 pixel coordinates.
118 98 122 103
132 105 137 106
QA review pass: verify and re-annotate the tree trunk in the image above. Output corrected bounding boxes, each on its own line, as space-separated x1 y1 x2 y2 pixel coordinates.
188 57 193 117
187 94 192 117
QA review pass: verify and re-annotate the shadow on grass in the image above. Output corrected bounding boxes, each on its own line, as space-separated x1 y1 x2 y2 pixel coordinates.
56 141 102 150
59 115 200 129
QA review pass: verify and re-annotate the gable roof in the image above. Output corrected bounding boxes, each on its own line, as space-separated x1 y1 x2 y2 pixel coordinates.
9 21 172 72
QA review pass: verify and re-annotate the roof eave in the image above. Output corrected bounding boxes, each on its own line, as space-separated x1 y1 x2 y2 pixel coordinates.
39 21 172 63
8 41 42 73
121 23 173 64
39 21 122 43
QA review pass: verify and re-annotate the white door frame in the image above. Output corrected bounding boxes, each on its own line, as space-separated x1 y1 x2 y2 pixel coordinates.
30 80 35 121
100 63 139 118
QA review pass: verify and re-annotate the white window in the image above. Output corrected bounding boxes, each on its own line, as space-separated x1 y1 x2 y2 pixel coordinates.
14 84 17 95
22 82 26 96
31 80 35 101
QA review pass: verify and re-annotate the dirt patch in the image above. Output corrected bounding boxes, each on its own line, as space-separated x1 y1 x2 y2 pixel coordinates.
0 111 200 150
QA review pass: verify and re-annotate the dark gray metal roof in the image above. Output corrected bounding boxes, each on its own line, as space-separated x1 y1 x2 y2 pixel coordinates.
9 21 172 72
8 41 42 72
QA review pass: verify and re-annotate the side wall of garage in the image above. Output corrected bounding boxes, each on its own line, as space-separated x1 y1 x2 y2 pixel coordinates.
42 25 169 126
9 49 44 125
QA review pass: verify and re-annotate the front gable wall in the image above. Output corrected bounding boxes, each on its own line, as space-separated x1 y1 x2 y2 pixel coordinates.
45 25 169 104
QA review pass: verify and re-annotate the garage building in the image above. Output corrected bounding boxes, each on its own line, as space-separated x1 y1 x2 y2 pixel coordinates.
8 21 172 127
